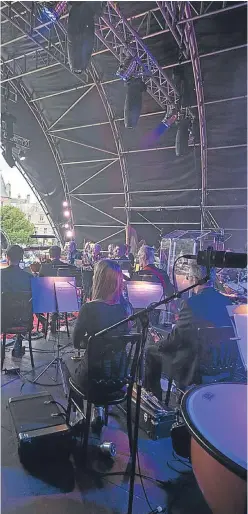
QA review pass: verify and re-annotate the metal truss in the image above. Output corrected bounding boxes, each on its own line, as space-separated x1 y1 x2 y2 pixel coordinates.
0 1 130 233
1 56 73 240
1 131 30 149
0 1 246 240
184 2 208 230
15 160 62 244
156 2 208 231
96 2 179 110
0 1 179 110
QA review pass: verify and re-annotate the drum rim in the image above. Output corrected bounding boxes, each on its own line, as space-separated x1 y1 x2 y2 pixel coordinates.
181 383 247 481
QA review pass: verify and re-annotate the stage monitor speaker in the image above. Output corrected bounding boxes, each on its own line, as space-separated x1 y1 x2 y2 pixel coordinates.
8 392 72 465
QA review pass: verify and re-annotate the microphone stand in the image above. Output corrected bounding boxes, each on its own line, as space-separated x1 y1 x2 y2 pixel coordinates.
91 272 210 514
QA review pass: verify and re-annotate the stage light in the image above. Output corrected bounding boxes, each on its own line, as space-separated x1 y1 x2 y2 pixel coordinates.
62 200 68 207
64 223 69 229
19 151 26 161
116 57 137 81
124 78 146 128
175 118 191 157
63 210 70 218
67 2 95 74
66 230 73 238
40 2 67 23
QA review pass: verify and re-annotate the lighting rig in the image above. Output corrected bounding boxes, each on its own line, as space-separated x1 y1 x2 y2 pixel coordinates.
1 111 30 167
62 200 74 240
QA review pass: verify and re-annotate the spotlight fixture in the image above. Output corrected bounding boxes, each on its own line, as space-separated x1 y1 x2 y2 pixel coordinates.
40 1 67 23
19 150 26 161
67 2 95 74
116 56 137 81
62 200 68 207
64 223 69 229
66 230 73 238
63 210 70 218
162 113 177 129
124 78 146 129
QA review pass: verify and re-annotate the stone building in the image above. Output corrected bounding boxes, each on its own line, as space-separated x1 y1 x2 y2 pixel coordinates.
0 173 54 242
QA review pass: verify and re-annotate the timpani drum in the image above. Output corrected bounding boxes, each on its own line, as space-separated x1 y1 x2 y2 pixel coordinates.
181 383 247 514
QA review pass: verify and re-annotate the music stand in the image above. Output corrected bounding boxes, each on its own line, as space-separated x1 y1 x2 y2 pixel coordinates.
126 281 165 309
31 277 79 396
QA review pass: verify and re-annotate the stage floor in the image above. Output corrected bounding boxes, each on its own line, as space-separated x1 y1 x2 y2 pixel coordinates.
1 330 211 514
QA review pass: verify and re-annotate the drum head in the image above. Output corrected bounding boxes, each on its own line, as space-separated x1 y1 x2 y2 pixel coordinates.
181 383 247 480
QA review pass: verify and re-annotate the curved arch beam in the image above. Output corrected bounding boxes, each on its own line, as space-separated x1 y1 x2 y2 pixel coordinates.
15 161 61 244
184 3 208 230
90 63 131 225
1 59 72 240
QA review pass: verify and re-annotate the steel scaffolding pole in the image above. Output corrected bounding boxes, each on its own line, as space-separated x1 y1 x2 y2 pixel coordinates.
3 73 72 240
46 94 247 132
69 160 118 194
113 205 247 210
184 3 208 232
50 135 119 157
71 194 126 226
178 2 247 24
1 2 131 232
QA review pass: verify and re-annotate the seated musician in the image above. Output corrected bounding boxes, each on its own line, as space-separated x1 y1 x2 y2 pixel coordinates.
92 243 102 263
1 245 32 357
71 259 131 428
145 263 234 400
114 243 133 277
39 246 66 277
136 245 174 297
39 245 74 333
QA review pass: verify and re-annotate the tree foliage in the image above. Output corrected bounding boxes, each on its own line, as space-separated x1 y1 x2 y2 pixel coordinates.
0 204 35 245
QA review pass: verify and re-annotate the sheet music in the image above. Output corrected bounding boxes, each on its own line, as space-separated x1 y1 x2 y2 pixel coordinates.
126 281 166 309
31 276 78 313
55 279 79 313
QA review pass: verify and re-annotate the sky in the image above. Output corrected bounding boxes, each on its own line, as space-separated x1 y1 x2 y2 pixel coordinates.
0 153 36 201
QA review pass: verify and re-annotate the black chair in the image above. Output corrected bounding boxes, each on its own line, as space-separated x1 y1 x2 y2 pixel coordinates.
164 325 239 406
66 333 141 460
1 291 34 370
82 269 93 302
197 325 239 383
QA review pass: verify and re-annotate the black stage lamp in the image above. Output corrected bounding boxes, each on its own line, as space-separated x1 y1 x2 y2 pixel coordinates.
175 118 190 157
67 2 95 74
124 78 146 128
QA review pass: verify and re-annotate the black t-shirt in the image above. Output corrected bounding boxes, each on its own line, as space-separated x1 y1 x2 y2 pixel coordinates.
72 301 129 390
73 300 128 349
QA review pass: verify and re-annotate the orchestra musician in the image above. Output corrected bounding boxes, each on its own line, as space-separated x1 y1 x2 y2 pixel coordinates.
1 245 32 357
145 263 235 400
71 259 131 430
135 245 174 297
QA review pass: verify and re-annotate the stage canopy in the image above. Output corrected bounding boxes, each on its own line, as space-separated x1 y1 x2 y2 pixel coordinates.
1 1 247 249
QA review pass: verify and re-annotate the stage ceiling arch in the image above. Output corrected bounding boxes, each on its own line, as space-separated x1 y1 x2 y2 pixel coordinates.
1 1 247 249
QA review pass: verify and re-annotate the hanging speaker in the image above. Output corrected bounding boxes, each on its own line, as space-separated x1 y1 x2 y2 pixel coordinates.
175 118 190 157
124 78 146 128
67 2 95 74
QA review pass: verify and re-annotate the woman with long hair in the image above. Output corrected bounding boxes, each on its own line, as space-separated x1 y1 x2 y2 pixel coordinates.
72 259 131 384
71 259 131 429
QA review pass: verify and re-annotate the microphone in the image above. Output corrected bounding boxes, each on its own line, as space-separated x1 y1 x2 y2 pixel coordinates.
197 249 247 269
181 249 247 269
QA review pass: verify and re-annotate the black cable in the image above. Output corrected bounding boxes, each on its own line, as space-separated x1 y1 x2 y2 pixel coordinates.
48 399 68 416
137 448 154 511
